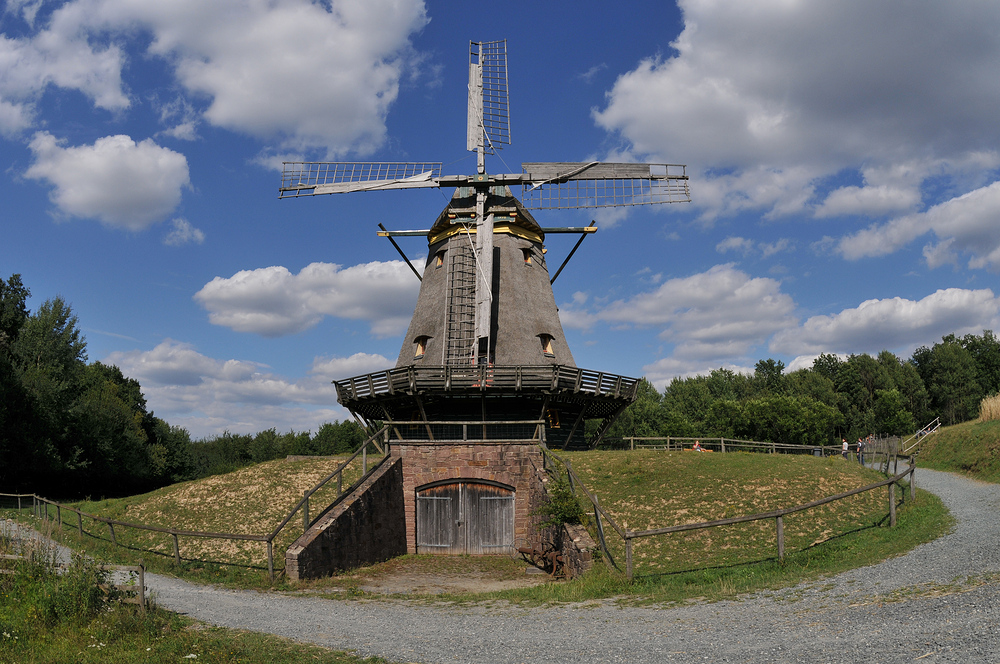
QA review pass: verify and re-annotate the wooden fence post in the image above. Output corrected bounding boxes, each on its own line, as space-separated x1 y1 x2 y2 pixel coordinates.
44 502 49 522
566 461 574 494
172 533 181 563
56 505 61 526
910 467 915 501
889 483 896 527
625 536 633 581
77 511 83 534
109 522 117 545
363 445 367 474
721 438 726 453
267 541 274 583
776 515 785 561
138 563 146 614
337 471 342 496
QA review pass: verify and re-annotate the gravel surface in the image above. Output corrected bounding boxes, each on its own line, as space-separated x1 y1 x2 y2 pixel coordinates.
9 468 1000 662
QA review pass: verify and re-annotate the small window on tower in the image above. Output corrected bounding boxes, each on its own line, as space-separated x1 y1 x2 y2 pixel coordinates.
522 248 532 265
539 334 555 357
414 336 429 359
435 251 445 268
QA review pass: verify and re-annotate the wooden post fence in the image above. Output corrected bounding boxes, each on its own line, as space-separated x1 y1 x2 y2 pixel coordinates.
776 515 785 562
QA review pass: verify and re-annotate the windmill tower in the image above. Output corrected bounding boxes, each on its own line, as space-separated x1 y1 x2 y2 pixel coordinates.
281 41 689 573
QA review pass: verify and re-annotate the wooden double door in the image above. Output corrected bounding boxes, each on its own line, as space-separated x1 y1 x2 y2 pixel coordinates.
415 480 515 555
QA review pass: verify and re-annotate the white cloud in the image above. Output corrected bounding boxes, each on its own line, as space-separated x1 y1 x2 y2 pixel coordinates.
770 288 1000 357
565 265 797 375
25 132 190 229
598 265 796 357
194 260 421 338
106 340 393 437
163 218 204 246
18 0 427 155
0 15 128 135
642 358 754 391
716 236 754 255
836 181 1000 270
593 0 1000 221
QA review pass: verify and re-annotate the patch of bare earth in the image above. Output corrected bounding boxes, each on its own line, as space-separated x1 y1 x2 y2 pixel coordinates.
295 555 552 596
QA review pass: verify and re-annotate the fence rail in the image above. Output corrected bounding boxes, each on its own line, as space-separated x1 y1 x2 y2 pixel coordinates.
0 425 390 582
540 446 917 580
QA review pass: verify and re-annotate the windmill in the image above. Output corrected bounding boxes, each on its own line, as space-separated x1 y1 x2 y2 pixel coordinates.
279 40 690 449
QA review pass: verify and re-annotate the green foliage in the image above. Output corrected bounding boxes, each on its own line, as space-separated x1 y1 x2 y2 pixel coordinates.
0 275 190 496
914 336 983 425
537 471 586 528
0 540 385 663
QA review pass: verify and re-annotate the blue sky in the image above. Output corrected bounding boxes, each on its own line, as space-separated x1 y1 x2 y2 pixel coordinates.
3 0 1000 437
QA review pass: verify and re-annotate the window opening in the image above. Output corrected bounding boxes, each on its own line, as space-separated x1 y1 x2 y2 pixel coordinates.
435 251 445 268
414 336 429 359
539 334 555 357
521 248 532 265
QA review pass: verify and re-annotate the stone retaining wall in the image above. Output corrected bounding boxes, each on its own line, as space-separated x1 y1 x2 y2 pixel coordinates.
285 456 406 581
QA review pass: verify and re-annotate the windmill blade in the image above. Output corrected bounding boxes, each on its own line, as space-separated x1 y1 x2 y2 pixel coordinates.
467 40 510 158
519 162 690 209
279 162 443 198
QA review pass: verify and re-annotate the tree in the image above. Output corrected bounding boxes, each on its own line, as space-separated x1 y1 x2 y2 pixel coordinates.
752 358 787 396
961 330 1000 397
872 388 915 436
0 274 30 345
914 337 982 425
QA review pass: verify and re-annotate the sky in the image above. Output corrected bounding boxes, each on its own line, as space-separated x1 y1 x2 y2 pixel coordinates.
3 0 1000 438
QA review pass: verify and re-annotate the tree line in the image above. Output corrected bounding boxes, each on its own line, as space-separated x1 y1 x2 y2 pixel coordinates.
0 274 363 498
596 332 1000 447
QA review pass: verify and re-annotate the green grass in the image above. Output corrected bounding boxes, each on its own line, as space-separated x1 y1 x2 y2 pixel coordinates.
474 450 953 605
914 419 1000 482
0 535 389 664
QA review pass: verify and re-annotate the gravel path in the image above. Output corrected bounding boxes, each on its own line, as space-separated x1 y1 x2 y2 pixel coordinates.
9 468 1000 662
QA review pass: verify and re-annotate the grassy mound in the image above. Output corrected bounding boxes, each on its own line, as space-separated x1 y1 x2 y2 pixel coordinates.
9 449 950 601
18 456 367 584
914 419 1000 482
568 451 888 574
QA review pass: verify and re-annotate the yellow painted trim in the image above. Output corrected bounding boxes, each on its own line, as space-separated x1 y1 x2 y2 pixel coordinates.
428 221 543 245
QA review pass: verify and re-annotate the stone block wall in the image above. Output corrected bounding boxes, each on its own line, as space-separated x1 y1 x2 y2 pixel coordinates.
559 523 596 579
285 456 406 581
394 442 548 553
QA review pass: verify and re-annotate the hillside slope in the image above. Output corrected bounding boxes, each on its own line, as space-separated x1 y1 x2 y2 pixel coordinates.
915 420 1000 483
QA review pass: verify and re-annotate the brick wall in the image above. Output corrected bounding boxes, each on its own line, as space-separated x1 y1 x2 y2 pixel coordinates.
394 442 548 553
285 456 406 581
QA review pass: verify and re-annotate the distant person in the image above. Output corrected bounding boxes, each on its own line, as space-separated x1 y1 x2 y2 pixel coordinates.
693 440 706 452
857 438 864 465
842 438 848 459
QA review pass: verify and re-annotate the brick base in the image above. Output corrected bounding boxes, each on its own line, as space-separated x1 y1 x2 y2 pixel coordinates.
394 442 549 553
